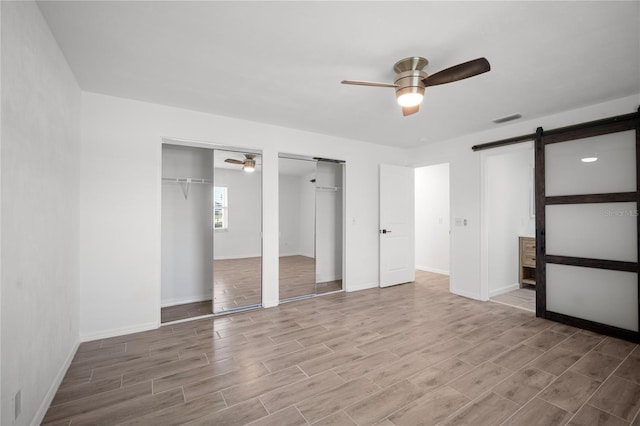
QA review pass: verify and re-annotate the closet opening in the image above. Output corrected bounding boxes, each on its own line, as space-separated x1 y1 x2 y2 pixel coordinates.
160 143 262 323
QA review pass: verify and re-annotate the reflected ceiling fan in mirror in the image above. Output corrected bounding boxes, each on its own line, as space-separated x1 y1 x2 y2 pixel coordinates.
224 154 257 172
341 56 490 116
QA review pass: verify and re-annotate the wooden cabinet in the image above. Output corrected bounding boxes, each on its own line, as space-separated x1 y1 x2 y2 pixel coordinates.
519 236 536 287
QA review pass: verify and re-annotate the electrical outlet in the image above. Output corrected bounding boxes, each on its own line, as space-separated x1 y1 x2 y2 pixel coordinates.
14 389 21 420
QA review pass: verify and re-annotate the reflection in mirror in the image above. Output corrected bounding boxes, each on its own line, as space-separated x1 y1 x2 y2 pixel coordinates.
315 161 344 294
278 156 344 302
213 150 262 313
279 157 317 300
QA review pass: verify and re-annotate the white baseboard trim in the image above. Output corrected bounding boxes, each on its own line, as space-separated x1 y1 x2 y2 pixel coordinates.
80 321 158 342
214 253 261 260
262 298 279 308
416 265 450 276
279 253 315 259
316 274 342 283
161 295 212 308
31 338 80 426
346 281 378 292
451 287 483 301
489 283 520 298
279 252 300 258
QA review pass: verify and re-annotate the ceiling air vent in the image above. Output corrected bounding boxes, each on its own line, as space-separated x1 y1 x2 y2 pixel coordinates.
492 113 522 124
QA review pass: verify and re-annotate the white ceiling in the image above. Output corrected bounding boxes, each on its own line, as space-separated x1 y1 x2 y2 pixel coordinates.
38 1 640 148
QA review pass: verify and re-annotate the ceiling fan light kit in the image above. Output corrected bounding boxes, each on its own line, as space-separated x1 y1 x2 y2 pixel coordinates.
243 159 256 172
396 91 423 107
224 154 257 172
342 56 491 117
393 57 428 108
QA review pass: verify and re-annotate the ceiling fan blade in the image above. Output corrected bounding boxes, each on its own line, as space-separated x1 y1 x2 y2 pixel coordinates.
224 159 244 165
402 105 419 117
423 57 490 87
341 80 398 88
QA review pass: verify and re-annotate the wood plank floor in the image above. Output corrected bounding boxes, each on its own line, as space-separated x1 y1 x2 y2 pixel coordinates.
162 256 342 322
49 271 640 425
278 255 342 300
490 286 536 312
214 257 262 313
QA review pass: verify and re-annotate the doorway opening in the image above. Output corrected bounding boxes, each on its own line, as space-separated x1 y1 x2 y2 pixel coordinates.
482 143 536 312
414 163 451 288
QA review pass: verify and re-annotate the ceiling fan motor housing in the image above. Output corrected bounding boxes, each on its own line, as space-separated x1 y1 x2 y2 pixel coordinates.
394 69 428 101
393 57 429 104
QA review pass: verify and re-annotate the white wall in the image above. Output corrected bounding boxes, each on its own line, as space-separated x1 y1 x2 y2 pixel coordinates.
79 91 407 339
1 2 81 425
213 167 262 259
415 163 450 275
409 94 640 301
161 145 213 306
316 162 343 283
278 174 302 256
485 145 535 297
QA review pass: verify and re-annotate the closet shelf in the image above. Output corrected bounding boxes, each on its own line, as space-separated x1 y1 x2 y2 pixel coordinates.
162 177 213 184
316 186 342 192
162 177 212 199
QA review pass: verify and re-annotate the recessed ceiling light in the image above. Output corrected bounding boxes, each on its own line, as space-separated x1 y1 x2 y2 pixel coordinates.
581 157 598 163
492 113 522 124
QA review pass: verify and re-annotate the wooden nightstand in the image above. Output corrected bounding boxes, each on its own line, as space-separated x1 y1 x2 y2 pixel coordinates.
519 236 536 287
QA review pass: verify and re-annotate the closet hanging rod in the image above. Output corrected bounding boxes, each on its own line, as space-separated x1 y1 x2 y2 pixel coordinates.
162 177 212 200
162 177 213 184
316 186 342 192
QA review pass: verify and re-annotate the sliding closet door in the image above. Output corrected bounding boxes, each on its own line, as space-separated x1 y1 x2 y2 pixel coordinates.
212 150 262 313
278 157 317 301
536 114 640 341
315 161 344 294
278 156 345 301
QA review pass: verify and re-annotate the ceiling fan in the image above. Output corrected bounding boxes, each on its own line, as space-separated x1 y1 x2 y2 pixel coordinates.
341 56 490 116
224 154 257 172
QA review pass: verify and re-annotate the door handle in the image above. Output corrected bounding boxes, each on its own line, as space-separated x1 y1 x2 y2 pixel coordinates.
379 229 392 234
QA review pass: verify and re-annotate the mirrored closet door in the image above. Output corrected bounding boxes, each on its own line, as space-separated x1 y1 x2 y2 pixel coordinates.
212 149 262 313
278 155 344 302
160 143 262 323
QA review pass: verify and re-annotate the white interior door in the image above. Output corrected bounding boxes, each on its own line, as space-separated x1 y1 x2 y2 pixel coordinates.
379 164 415 287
